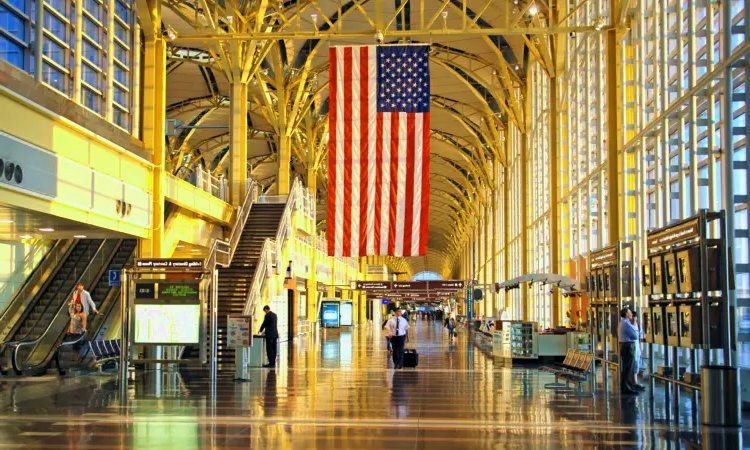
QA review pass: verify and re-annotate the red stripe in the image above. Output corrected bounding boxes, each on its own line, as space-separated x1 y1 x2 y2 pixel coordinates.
342 47 353 257
403 113 416 256
388 113 399 256
359 47 369 257
327 47 337 256
420 113 430 255
374 112 383 254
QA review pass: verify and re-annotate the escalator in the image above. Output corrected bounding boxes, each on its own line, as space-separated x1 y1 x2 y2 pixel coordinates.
5 239 137 376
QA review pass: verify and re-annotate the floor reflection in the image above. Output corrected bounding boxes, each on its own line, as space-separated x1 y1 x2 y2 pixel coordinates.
0 321 743 449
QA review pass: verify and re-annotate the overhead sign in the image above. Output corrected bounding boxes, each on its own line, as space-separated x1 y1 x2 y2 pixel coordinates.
135 258 204 270
108 270 121 287
355 280 466 292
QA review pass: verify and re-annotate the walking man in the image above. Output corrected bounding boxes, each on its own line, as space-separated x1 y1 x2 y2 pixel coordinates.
69 282 99 316
386 308 409 369
618 307 644 394
259 305 279 368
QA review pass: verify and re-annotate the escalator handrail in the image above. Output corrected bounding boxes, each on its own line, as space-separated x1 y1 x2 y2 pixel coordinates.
0 240 76 343
4 239 106 345
9 239 120 373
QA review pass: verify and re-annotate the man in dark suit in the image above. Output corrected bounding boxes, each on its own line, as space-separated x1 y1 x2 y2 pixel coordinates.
259 305 278 368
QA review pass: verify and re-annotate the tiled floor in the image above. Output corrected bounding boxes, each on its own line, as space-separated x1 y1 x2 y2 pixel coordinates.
0 321 745 449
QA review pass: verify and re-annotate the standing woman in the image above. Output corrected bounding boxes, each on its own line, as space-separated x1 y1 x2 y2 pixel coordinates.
68 302 87 362
444 314 456 341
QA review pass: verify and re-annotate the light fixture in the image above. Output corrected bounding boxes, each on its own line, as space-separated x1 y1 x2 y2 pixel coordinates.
529 3 538 16
515 64 520 70
73 235 87 238
442 10 448 20
165 25 177 40
177 244 185 248
593 15 605 30
39 227 54 232
19 235 32 239
0 219 13 224
311 13 317 25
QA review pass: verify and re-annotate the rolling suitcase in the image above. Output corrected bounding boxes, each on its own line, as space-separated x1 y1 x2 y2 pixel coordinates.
403 349 419 368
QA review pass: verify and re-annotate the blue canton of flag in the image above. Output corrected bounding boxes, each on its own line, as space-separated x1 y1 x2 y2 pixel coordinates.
377 45 430 113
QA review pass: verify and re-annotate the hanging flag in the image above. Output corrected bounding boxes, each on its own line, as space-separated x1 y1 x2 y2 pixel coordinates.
327 44 431 257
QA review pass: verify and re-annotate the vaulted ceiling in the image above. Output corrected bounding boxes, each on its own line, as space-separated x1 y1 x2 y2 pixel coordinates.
158 0 555 277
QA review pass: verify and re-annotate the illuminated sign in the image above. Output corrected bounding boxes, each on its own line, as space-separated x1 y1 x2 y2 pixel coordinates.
135 259 204 270
321 302 340 328
340 302 353 326
134 304 201 344
134 280 202 344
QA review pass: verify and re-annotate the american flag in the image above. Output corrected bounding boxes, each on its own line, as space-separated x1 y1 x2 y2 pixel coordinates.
327 44 431 257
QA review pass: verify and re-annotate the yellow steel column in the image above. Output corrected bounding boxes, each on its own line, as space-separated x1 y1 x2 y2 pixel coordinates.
549 78 561 327
483 202 490 317
606 6 625 243
491 162 498 319
359 258 367 325
139 0 166 258
504 132 511 314
307 171 318 323
229 82 248 206
278 135 292 195
105 0 116 122
34 0 43 82
521 129 529 322
73 0 83 103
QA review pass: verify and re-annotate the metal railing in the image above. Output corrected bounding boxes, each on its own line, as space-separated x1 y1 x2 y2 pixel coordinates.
207 179 258 270
190 164 229 202
244 178 305 317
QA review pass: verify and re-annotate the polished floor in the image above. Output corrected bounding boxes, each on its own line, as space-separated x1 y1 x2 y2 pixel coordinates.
0 321 745 449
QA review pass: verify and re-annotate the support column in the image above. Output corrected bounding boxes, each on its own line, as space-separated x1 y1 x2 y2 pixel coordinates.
483 202 490 318
278 135 292 194
549 78 561 327
230 82 248 206
307 172 318 323
504 133 512 316
606 13 624 244
491 163 498 319
359 259 367 325
140 32 166 258
521 131 529 322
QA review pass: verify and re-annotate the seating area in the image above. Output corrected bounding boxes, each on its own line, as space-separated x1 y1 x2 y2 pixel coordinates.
540 349 594 397
88 339 121 371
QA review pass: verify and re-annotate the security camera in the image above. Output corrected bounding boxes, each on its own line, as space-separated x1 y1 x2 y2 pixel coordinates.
375 30 384 43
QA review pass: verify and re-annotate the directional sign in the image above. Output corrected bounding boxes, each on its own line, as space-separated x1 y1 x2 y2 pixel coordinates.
356 281 391 290
135 258 204 270
355 280 465 292
109 270 121 287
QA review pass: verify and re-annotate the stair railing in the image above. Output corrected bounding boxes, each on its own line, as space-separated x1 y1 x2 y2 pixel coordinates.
206 179 258 270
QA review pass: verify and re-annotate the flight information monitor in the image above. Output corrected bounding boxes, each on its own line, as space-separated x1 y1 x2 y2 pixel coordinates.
133 281 202 345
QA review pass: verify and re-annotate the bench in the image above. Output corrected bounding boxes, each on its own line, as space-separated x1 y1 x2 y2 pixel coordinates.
541 350 594 397
89 339 121 371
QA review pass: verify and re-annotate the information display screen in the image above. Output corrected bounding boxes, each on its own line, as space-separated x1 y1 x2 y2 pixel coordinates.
133 281 202 344
134 304 201 344
340 302 353 326
321 302 340 328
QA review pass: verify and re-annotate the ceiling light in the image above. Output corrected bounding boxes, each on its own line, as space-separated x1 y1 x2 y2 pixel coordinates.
515 64 520 70
593 15 605 30
19 235 32 239
39 228 54 232
176 245 185 248
74 235 87 238
165 26 177 40
442 10 448 20
310 13 317 24
529 4 538 16
0 219 13 224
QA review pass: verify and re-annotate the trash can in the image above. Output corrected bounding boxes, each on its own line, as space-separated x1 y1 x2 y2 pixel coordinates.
701 365 741 427
248 335 269 367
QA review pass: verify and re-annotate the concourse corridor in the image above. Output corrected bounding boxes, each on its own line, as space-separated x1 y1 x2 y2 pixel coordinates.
0 322 742 449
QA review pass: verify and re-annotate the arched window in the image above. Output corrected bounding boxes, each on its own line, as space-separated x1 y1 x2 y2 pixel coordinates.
412 271 442 281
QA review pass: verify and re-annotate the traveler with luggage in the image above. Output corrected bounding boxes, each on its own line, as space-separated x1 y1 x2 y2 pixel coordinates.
385 308 410 369
445 314 456 341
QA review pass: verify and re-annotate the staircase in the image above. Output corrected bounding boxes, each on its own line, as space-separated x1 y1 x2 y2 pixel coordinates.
215 204 286 368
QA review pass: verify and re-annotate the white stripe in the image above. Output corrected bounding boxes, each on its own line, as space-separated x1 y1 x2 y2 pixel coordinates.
395 112 407 256
366 47 377 255
335 47 345 257
411 114 423 256
380 113 391 255
351 49 361 256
